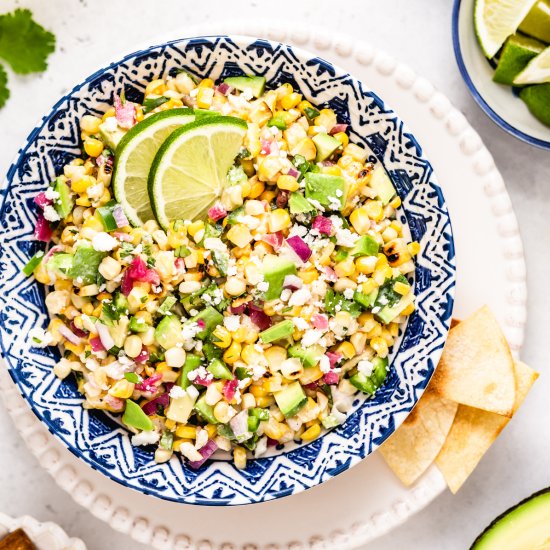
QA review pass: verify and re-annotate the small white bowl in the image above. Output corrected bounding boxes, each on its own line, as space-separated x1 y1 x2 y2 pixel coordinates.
0 513 86 550
453 0 550 149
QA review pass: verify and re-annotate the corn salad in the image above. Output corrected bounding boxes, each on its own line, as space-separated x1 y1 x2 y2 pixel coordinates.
26 71 419 469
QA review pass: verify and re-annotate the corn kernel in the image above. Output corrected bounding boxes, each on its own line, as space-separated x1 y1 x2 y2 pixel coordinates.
371 337 389 358
393 281 410 296
277 174 299 192
364 200 384 221
401 302 415 316
349 207 371 235
196 87 214 109
333 131 349 148
164 419 176 430
334 257 355 278
108 379 135 399
408 242 421 257
297 269 318 284
223 341 241 365
71 175 96 193
301 423 321 442
212 326 232 348
227 224 253 248
344 143 369 163
205 424 217 439
84 138 104 158
268 209 291 232
247 180 265 199
199 78 215 88
176 425 197 439
280 92 302 110
361 278 378 295
256 396 275 408
291 137 316 161
187 220 204 238
234 446 247 470
336 341 355 359
145 79 166 96
390 196 402 209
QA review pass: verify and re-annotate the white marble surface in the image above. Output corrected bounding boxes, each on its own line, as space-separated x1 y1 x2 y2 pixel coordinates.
0 0 549 548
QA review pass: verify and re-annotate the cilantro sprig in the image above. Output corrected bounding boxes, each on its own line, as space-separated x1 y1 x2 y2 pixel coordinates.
0 9 56 108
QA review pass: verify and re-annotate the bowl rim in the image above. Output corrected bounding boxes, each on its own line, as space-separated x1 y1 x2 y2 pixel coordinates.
452 0 550 150
0 33 456 506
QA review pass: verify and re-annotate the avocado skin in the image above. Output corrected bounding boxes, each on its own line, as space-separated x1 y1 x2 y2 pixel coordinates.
470 487 550 549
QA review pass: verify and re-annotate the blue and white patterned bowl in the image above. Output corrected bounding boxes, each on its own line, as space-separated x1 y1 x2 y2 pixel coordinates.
0 35 455 506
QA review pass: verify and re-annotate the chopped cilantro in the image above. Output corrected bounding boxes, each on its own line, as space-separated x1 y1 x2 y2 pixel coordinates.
0 64 8 108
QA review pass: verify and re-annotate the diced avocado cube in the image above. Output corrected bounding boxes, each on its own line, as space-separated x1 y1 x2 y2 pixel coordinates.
261 254 297 300
353 289 378 310
312 132 341 162
190 306 224 339
375 292 414 324
207 358 234 380
166 391 197 424
129 316 149 333
305 173 347 211
288 344 324 368
274 381 307 418
96 201 118 232
158 295 177 316
224 75 266 98
122 400 154 431
194 395 219 424
369 165 396 205
351 235 379 257
260 320 295 343
289 192 316 215
99 119 126 151
48 253 73 277
52 178 74 219
178 354 202 389
69 243 106 285
155 315 184 349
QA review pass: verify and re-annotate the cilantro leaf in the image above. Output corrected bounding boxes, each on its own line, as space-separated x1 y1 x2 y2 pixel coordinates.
0 64 8 108
0 9 55 74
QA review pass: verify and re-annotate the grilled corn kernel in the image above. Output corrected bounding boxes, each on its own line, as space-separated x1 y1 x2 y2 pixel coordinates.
256 396 275 408
108 379 135 399
390 196 402 209
277 174 299 192
401 302 415 316
349 207 371 235
370 337 389 358
408 242 421 257
333 131 349 147
361 278 378 295
291 137 316 161
80 115 102 134
145 79 166 95
187 220 204 238
205 424 217 439
336 341 355 359
227 224 253 248
393 281 410 295
248 180 265 199
250 384 268 398
280 92 302 110
231 326 248 343
212 326 232 348
213 401 236 423
364 200 384 221
71 175 96 193
198 78 215 88
334 257 356 278
268 209 291 232
301 423 321 442
355 256 377 275
297 269 319 284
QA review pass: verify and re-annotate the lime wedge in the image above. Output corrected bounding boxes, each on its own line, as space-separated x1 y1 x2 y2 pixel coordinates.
475 0 538 58
520 83 550 125
113 108 195 226
148 116 248 229
519 0 550 43
493 34 545 85
514 45 550 84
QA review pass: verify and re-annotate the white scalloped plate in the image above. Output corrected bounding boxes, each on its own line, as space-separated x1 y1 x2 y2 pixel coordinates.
0 512 86 550
0 22 526 550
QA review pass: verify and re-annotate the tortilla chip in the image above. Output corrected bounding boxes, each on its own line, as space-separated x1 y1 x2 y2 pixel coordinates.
379 387 458 486
436 360 538 493
450 318 461 329
431 306 516 417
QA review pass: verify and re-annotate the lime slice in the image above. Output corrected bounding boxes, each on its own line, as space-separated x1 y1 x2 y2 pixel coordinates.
520 83 550 125
514 45 550 84
519 0 550 43
113 108 195 226
148 116 248 229
474 0 538 58
493 34 545 85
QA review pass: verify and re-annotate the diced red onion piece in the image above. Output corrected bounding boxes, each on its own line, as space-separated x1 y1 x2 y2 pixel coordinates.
121 271 134 296
141 392 170 416
329 123 348 135
323 371 340 385
304 381 319 391
260 138 272 155
248 305 272 331
287 167 300 178
208 202 227 221
325 351 342 368
323 266 338 282
58 324 82 345
114 95 136 129
321 160 335 167
261 231 283 251
286 235 312 262
312 215 332 236
135 346 149 364
34 213 53 242
267 437 279 447
113 231 133 242
223 378 238 402
194 375 212 387
229 410 250 438
216 83 233 96
113 205 129 228
34 192 52 209
104 394 125 412
96 322 114 350
229 302 248 315
89 337 105 352
135 373 162 392
188 439 218 469
70 321 87 337
283 274 303 290
311 314 329 331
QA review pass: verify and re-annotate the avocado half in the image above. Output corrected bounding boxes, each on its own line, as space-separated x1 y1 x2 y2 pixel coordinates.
471 488 550 549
